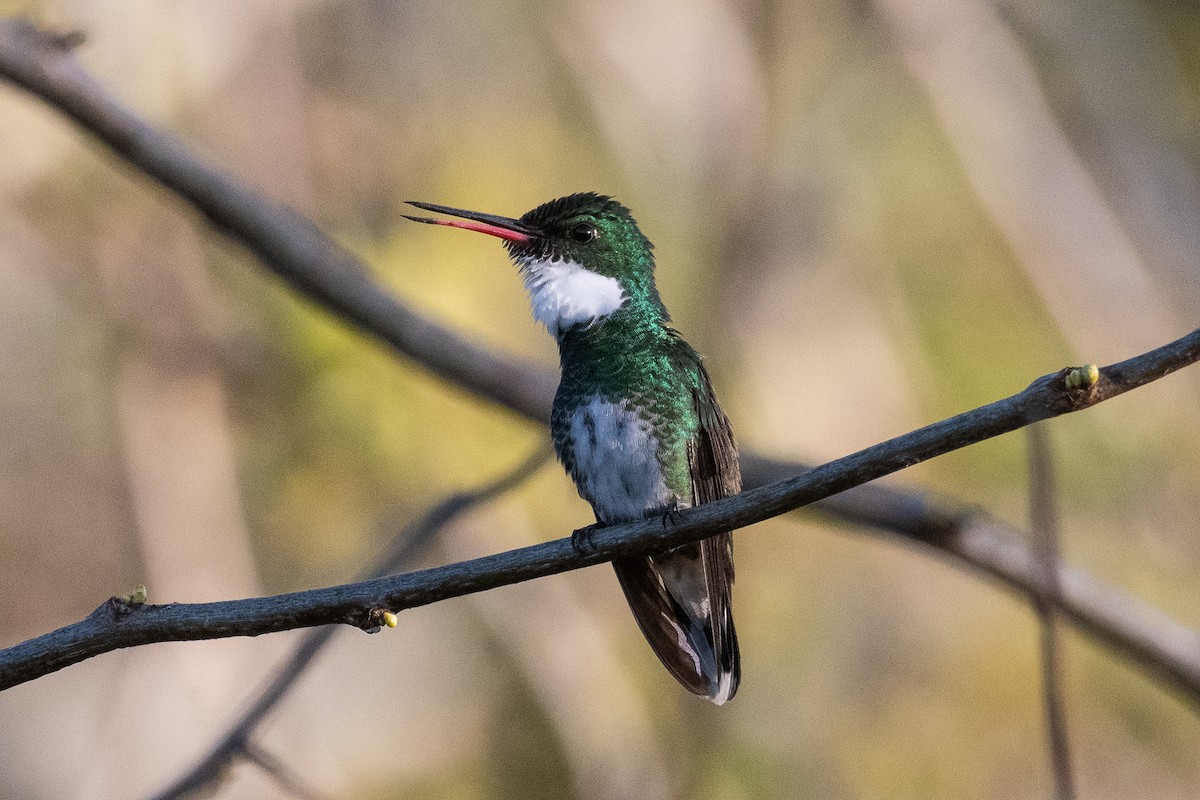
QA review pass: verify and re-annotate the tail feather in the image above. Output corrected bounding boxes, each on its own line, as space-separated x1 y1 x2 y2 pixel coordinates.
613 536 739 704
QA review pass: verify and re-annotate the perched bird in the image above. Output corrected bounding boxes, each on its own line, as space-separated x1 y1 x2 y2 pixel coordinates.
405 193 741 704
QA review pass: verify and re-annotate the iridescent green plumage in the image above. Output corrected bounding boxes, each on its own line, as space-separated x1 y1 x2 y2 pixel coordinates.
406 193 741 703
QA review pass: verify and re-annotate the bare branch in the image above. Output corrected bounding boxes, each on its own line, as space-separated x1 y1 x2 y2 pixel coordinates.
149 449 550 800
750 454 1200 713
1028 425 1077 800
0 18 1199 715
0 18 556 421
241 743 336 800
2 330 1198 692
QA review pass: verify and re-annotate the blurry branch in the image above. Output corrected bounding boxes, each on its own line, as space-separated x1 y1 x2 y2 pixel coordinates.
873 0 1181 356
0 17 1198 711
0 18 557 421
3 332 1200 693
743 456 1200 713
240 743 336 800
149 449 550 800
1027 426 1077 800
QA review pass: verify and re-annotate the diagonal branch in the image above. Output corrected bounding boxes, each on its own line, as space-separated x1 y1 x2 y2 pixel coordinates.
0 19 557 422
2 329 1199 694
2 14 1200 714
149 448 550 800
1028 425 1078 800
1 17 1200 712
240 742 336 800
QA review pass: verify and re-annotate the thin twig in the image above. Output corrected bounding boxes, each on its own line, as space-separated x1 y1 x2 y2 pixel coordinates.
1 17 1199 717
242 742 337 800
1028 425 1078 800
149 448 550 800
0 19 556 421
2 331 1199 692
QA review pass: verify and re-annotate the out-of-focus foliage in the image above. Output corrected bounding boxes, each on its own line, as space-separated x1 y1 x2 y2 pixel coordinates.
1 1 1199 798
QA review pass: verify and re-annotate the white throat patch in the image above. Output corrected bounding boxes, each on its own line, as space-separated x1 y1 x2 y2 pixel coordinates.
520 257 626 336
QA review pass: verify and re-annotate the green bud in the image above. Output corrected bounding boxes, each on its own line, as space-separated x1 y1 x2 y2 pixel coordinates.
1065 364 1099 389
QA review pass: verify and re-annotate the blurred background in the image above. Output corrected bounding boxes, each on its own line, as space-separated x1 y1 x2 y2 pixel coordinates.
1 0 1199 798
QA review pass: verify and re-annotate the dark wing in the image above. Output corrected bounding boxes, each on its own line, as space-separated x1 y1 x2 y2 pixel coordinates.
611 356 742 703
688 361 742 505
685 361 742 699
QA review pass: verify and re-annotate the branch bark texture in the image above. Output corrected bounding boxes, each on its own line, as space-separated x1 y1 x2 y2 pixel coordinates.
1 18 1199 710
149 449 550 800
3 331 1199 691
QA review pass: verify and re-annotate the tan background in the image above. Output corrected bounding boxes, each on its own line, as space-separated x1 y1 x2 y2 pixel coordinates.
1 1 1199 798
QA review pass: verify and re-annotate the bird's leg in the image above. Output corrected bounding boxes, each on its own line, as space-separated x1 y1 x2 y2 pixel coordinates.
571 521 606 557
660 501 685 529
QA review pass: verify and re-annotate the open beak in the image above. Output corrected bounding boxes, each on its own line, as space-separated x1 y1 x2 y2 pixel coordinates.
404 201 537 246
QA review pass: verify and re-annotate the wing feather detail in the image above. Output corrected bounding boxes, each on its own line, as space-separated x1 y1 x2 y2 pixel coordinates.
612 355 741 703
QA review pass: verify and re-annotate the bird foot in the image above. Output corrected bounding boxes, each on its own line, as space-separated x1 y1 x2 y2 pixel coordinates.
661 503 685 528
571 522 606 557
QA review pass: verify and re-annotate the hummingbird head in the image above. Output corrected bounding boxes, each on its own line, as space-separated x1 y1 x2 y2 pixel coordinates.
405 193 666 337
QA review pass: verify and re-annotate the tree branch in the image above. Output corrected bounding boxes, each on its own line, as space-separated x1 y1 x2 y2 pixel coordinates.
0 18 556 422
149 448 550 800
1028 425 1077 800
0 18 1198 713
240 742 336 800
2 330 1198 692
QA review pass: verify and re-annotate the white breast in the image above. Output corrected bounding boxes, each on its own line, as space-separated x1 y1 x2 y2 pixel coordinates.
521 258 626 336
567 396 679 523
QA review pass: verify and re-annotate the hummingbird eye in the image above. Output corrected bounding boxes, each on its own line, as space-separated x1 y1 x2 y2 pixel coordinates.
569 222 598 244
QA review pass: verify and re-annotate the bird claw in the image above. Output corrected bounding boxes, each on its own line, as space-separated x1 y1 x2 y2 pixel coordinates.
571 522 605 556
661 504 684 528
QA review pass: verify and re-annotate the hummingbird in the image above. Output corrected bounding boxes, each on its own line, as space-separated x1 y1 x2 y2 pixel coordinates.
405 193 741 704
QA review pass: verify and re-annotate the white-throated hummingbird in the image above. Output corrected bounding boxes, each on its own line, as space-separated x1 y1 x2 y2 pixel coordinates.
405 193 741 704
